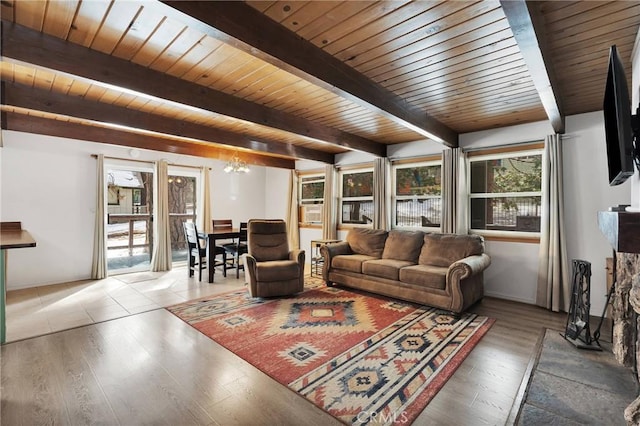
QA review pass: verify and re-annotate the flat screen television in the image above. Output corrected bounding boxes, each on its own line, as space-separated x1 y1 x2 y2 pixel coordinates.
603 45 636 186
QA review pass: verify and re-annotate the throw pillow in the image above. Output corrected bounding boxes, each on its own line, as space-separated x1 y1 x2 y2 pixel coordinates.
419 233 484 267
381 229 424 262
346 228 388 258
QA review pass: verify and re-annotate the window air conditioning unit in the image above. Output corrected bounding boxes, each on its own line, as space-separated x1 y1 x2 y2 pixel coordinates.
302 204 323 223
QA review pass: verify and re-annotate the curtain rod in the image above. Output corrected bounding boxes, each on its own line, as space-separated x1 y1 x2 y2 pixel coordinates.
388 153 443 162
90 154 211 170
336 161 374 171
461 139 545 153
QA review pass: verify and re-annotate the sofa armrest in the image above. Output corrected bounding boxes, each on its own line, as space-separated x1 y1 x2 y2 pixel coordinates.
448 253 491 280
446 253 491 313
290 249 305 289
320 241 351 282
289 249 305 265
245 254 258 294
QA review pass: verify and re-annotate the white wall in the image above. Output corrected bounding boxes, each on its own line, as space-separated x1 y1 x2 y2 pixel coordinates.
483 240 540 303
563 112 630 314
265 168 290 221
387 139 443 158
0 131 276 289
2 132 97 288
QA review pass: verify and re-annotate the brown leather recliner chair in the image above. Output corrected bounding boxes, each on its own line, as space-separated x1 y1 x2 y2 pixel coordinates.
244 219 305 297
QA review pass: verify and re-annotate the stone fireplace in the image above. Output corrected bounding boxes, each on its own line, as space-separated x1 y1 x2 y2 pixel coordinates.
598 211 640 424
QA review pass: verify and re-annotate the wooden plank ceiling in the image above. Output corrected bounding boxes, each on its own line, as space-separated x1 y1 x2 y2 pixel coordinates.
1 1 639 169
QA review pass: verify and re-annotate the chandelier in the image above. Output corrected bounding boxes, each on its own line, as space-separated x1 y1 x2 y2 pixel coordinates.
224 152 250 173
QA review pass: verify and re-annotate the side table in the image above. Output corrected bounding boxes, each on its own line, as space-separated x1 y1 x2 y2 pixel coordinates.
310 239 341 277
1 222 37 344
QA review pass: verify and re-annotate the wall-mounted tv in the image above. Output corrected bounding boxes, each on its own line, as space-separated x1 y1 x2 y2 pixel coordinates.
603 45 638 186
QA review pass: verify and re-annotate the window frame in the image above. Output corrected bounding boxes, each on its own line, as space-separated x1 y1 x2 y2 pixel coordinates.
391 159 442 230
466 146 544 239
298 172 325 225
338 166 374 227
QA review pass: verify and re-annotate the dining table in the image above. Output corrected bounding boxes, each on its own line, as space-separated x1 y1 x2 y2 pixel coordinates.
206 227 240 283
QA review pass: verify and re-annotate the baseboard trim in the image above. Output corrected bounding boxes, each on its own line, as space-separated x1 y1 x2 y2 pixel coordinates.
484 290 535 305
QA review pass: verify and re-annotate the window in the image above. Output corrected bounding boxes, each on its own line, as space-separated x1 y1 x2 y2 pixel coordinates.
393 161 442 228
468 149 543 233
340 168 373 225
299 174 324 224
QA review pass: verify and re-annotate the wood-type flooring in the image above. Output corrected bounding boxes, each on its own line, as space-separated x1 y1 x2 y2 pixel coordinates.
2 272 607 425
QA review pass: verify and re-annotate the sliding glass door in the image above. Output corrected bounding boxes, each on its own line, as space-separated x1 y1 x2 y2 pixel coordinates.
104 161 202 273
167 166 201 264
105 160 154 273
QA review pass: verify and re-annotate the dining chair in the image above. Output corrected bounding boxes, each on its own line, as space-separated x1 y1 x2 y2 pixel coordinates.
183 222 207 281
212 219 235 274
183 222 226 281
212 219 233 231
223 221 248 279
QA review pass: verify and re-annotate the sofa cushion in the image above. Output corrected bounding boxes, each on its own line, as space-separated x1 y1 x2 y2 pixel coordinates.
399 265 448 290
332 254 378 274
419 233 484 267
346 228 388 258
248 220 289 262
255 260 300 282
382 229 425 262
362 259 415 281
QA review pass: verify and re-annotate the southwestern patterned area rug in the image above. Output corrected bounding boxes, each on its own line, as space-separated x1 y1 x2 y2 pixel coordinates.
167 278 494 425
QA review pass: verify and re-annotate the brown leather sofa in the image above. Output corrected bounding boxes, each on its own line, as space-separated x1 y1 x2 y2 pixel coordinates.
321 228 491 314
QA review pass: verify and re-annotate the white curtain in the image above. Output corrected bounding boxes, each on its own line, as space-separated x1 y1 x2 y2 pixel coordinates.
442 148 469 234
322 164 337 240
150 160 172 271
91 154 107 279
286 170 300 249
200 166 212 233
456 150 469 234
441 148 459 234
373 157 391 230
537 134 570 312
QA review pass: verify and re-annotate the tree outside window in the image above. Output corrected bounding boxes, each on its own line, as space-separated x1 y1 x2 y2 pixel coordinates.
394 163 441 228
341 170 373 225
300 174 324 224
470 152 542 232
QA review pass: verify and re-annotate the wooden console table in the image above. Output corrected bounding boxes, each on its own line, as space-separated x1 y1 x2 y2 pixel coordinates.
0 222 36 343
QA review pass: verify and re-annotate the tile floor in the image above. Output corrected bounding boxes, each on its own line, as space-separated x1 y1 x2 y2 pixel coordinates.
5 265 247 343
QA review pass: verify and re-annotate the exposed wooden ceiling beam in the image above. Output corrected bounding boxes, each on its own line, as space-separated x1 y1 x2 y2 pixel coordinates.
500 0 565 133
160 1 459 148
3 83 334 164
1 110 295 169
1 21 385 157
